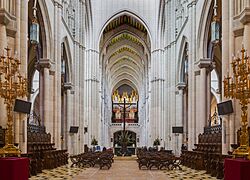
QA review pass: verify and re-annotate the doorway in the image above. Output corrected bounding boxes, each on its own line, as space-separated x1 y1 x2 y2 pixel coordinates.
113 130 136 156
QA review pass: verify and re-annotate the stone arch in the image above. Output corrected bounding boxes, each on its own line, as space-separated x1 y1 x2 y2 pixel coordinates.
112 80 138 94
61 36 73 84
98 10 152 48
197 0 222 129
99 10 151 148
101 31 148 54
27 0 52 93
37 0 53 59
84 0 93 47
111 73 140 91
197 0 213 58
177 36 188 83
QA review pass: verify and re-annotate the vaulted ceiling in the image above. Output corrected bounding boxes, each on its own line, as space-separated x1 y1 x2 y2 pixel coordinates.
100 15 151 95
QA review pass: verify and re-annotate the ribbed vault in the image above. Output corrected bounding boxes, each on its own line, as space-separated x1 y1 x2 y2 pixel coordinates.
100 14 150 96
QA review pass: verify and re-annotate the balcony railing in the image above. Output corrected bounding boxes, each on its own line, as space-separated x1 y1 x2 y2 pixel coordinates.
111 123 140 127
112 118 138 123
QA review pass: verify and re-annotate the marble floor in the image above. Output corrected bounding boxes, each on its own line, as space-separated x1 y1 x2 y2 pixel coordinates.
29 159 219 180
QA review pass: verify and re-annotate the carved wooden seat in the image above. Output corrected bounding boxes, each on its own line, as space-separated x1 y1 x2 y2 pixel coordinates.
27 124 68 175
137 156 149 169
168 156 182 170
147 155 161 170
180 125 235 179
98 155 112 169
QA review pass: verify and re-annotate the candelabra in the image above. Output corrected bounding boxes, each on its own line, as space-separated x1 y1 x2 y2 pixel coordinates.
0 47 27 156
223 47 250 159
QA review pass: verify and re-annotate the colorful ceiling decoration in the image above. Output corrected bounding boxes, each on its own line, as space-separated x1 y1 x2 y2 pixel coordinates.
107 33 144 49
101 14 150 94
104 15 147 34
109 46 139 59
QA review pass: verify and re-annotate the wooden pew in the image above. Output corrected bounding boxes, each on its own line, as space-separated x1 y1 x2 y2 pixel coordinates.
26 124 68 175
180 125 233 179
69 150 114 169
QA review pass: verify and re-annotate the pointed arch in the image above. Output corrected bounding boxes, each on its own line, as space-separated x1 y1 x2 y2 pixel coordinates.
37 0 53 59
97 10 152 47
157 0 165 47
197 0 213 58
61 36 73 84
177 36 188 83
112 80 138 95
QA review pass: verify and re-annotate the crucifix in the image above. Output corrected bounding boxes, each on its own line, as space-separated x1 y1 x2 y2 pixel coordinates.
116 98 136 154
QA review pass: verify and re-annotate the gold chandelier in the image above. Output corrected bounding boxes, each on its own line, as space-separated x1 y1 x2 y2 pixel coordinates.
223 47 250 159
0 47 27 157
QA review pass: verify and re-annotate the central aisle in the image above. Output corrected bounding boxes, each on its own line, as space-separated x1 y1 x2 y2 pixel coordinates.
73 159 169 180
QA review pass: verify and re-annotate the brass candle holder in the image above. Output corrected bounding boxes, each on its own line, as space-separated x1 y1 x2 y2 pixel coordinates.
223 47 250 159
0 47 27 157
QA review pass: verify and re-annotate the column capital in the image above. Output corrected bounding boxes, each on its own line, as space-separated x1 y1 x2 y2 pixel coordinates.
239 8 250 25
0 9 17 37
176 82 186 90
63 82 73 90
36 58 53 70
0 9 15 25
197 58 214 70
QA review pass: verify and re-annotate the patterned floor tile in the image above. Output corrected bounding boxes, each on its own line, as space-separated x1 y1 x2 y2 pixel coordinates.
163 165 220 180
29 161 221 180
29 164 85 180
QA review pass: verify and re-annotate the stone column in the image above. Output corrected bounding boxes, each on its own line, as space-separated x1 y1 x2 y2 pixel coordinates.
37 59 52 133
176 83 186 125
18 0 28 153
79 45 85 153
64 83 73 154
0 8 8 128
13 0 20 149
163 0 169 149
53 0 62 149
206 71 211 127
39 70 44 123
150 49 165 146
221 0 230 154
84 49 100 146
197 58 213 137
176 82 186 155
187 0 197 150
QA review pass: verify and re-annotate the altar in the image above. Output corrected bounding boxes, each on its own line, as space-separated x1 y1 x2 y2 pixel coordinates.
114 146 136 156
0 157 29 180
224 158 250 180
